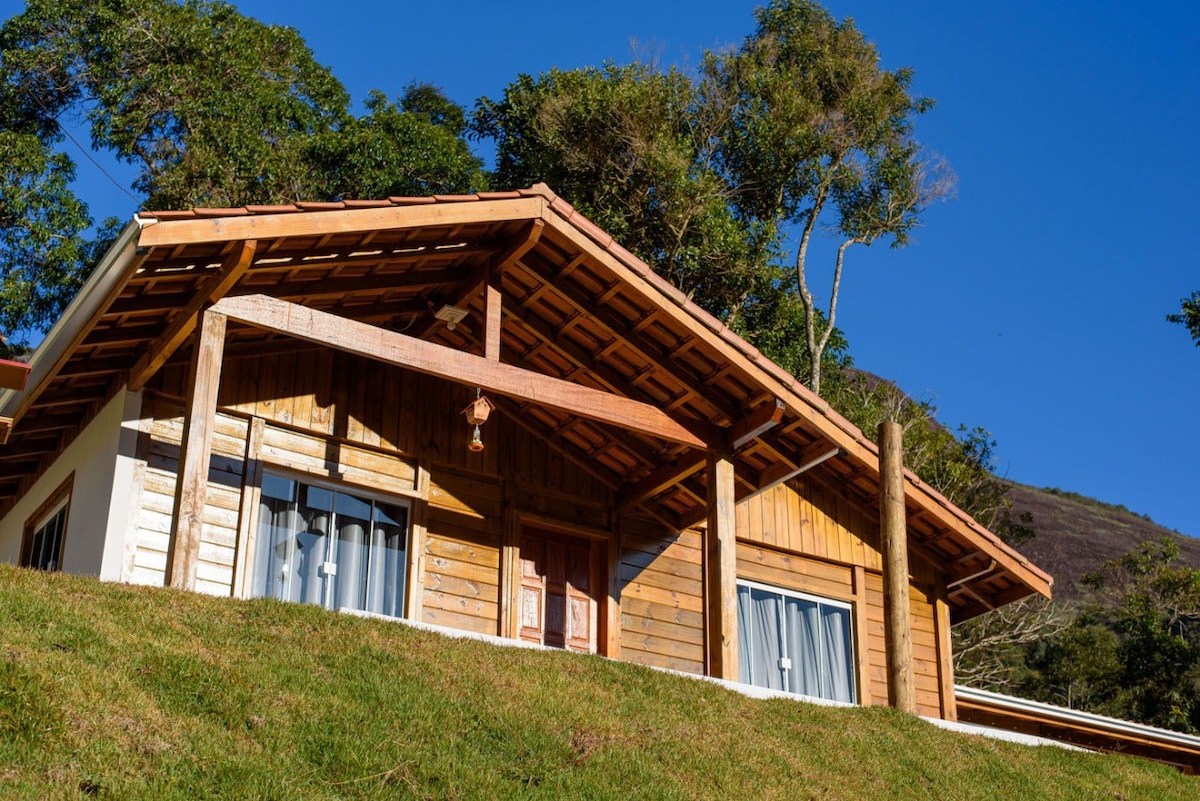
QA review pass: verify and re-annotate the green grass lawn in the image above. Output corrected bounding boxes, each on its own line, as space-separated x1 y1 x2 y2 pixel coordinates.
0 564 1193 800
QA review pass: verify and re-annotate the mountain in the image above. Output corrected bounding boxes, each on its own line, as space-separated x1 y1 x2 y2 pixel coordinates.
1005 482 1200 600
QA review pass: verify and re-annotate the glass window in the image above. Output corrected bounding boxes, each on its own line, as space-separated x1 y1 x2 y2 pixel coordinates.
251 473 409 618
20 476 72 572
736 580 856 703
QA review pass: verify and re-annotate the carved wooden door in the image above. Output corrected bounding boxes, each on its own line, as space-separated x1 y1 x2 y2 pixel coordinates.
518 530 597 653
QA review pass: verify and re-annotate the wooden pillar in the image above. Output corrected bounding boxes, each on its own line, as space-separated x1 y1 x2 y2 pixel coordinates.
878 421 916 713
483 276 501 361
166 310 226 590
705 452 738 679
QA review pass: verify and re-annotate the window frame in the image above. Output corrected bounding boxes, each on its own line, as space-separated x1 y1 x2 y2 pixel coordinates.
249 468 413 618
19 473 74 572
736 577 857 704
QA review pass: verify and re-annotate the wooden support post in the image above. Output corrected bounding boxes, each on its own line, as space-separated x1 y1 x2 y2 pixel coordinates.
484 276 502 362
605 518 623 660
166 310 227 590
705 452 738 680
231 415 266 598
879 420 916 714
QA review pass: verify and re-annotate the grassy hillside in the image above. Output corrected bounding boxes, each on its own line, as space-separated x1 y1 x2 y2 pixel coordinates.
1 566 1195 799
1006 482 1200 599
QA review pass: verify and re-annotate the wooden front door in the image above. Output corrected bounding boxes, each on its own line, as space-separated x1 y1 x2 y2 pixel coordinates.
518 529 598 653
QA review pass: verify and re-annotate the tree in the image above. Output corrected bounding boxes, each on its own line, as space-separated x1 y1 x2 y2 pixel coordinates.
1168 291 1200 346
0 131 92 353
706 0 953 394
0 1 484 341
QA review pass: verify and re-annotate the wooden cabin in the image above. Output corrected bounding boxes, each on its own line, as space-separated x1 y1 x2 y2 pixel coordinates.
0 185 1052 722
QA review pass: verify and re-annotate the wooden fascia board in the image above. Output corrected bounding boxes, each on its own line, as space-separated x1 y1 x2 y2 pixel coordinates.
137 197 548 248
210 294 708 450
128 239 258 391
539 211 1053 602
5 234 149 428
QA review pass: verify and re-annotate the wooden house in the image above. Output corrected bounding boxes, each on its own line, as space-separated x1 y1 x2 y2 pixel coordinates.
0 185 1053 721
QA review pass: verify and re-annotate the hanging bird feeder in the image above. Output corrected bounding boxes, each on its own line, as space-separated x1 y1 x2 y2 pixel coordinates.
461 389 495 452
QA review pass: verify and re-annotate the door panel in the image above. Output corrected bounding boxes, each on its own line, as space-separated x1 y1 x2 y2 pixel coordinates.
518 529 601 654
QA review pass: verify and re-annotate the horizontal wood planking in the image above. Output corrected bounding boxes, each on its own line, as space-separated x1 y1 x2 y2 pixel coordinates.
617 513 704 674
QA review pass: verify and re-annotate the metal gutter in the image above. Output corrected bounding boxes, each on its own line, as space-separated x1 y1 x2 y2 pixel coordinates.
956 684 1200 750
0 219 145 419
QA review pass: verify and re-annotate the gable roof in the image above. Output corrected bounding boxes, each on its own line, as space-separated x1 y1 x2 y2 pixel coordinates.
0 184 1051 619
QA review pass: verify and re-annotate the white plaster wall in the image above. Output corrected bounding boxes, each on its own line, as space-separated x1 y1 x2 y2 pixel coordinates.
0 389 142 578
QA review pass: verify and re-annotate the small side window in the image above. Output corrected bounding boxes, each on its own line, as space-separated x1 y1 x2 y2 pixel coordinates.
20 474 73 572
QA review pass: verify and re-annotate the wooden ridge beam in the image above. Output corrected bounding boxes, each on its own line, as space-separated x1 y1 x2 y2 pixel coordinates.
129 239 258 391
212 294 708 450
137 197 547 248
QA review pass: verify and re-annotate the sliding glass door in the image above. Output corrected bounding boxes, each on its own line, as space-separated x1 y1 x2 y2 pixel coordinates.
252 473 409 618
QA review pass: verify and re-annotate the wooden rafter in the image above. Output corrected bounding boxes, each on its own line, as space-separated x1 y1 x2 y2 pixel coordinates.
212 294 709 450
128 239 258 391
727 398 785 450
616 452 707 510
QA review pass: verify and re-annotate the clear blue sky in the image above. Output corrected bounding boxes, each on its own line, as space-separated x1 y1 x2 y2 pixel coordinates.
18 1 1200 537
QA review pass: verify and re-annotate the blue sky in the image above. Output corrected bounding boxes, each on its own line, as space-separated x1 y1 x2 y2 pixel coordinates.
14 1 1199 537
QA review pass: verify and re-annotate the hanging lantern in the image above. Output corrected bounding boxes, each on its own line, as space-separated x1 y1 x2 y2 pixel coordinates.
461 389 494 452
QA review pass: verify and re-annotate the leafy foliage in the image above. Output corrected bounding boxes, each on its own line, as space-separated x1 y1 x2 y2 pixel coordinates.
0 131 92 351
0 1 484 340
1167 291 1200 346
961 539 1200 734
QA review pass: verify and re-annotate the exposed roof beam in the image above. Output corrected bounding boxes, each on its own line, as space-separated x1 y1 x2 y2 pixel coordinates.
616 452 707 510
212 294 708 450
727 398 785 450
128 239 258 391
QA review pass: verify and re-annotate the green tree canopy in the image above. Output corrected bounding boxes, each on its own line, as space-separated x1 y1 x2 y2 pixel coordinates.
1167 291 1200 346
0 0 484 344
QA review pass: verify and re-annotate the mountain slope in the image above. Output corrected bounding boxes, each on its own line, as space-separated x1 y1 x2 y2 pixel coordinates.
1006 482 1200 600
0 565 1193 799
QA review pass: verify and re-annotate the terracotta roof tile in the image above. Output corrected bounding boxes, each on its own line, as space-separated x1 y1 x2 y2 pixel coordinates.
386 195 437 205
476 190 525 200
521 183 557 200
244 204 304 214
572 214 615 251
432 193 479 203
197 207 253 217
549 196 575 218
294 201 347 211
341 199 395 208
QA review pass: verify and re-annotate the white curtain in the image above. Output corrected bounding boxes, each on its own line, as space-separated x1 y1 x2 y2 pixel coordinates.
785 597 821 697
252 475 407 618
736 582 856 703
821 605 854 703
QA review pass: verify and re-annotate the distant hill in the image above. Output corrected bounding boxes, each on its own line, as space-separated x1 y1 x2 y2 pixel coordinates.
1006 482 1200 600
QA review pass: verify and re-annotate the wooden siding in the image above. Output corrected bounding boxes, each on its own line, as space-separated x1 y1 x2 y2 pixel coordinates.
736 476 949 717
140 350 954 717
618 515 705 675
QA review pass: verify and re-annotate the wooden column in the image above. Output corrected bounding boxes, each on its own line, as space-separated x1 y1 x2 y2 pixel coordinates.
165 310 227 590
705 452 738 679
483 276 502 362
878 420 916 713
